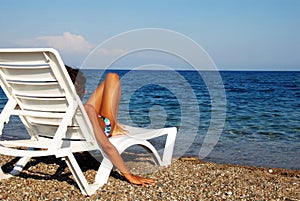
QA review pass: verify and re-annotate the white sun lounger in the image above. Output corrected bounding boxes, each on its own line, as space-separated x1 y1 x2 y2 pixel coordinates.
0 48 177 195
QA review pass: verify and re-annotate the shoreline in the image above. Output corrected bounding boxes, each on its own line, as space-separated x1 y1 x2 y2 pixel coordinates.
0 153 299 200
179 155 300 171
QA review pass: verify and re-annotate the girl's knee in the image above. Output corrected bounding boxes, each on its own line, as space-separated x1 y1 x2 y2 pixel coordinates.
106 72 120 81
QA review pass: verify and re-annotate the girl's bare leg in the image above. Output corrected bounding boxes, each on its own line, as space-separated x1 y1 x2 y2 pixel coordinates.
84 73 156 185
86 72 127 136
99 73 127 136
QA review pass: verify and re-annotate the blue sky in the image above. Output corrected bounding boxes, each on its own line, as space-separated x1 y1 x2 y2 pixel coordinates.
1 0 299 70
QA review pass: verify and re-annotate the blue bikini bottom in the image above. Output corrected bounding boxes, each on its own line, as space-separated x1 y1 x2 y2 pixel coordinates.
98 114 111 136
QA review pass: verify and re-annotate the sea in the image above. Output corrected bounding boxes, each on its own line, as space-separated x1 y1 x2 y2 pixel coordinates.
0 70 299 170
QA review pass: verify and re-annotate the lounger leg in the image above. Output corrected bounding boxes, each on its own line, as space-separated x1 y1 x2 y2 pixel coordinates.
162 127 177 166
94 157 113 186
62 152 101 196
63 154 89 195
9 148 35 175
10 156 32 176
0 99 17 135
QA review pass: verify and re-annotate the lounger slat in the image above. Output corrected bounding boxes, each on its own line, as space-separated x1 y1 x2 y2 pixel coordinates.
0 67 56 82
14 96 67 112
0 63 50 69
7 81 63 97
11 110 66 118
0 51 50 64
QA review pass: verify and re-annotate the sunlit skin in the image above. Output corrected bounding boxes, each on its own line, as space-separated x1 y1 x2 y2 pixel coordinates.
83 72 157 186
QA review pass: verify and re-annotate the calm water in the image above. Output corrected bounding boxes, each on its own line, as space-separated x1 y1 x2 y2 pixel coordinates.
1 70 299 169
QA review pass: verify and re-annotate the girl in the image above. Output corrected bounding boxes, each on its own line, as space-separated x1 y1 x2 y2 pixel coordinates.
66 66 156 186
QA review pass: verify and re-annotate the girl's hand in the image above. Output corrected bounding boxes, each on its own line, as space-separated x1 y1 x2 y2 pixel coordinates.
122 172 157 186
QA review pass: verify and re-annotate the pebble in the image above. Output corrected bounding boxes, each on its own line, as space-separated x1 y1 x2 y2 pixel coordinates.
226 191 233 196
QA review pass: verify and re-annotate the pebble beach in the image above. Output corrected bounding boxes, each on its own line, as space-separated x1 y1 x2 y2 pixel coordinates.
0 152 299 201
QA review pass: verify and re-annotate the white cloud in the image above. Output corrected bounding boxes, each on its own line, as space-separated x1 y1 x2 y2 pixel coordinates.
95 48 126 56
35 32 92 54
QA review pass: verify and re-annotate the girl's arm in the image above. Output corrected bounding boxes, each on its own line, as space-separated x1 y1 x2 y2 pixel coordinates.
84 104 156 186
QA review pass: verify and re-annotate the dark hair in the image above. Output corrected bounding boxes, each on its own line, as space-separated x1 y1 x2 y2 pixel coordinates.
65 65 86 99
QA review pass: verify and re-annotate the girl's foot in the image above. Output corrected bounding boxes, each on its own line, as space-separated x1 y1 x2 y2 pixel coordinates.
110 123 128 136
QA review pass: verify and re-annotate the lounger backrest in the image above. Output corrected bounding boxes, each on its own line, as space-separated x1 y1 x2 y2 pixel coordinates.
0 49 92 141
